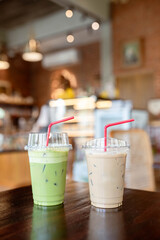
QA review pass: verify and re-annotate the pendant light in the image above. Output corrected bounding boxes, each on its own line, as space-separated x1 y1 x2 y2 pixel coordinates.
66 33 74 43
91 21 100 31
65 8 73 18
22 38 43 62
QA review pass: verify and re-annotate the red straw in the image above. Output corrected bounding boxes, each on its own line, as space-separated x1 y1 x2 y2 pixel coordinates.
104 119 134 151
46 116 74 146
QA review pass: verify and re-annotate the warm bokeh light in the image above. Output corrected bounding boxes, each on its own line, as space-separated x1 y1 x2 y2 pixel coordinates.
0 60 10 70
22 52 43 62
23 38 43 62
91 22 100 31
61 69 77 88
49 97 96 110
96 100 112 109
65 9 73 18
66 34 74 43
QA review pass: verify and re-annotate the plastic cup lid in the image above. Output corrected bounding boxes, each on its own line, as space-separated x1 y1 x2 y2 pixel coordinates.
82 137 129 152
25 132 72 151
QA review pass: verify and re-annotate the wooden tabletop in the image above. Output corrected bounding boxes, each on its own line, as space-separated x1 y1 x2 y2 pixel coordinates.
0 181 160 240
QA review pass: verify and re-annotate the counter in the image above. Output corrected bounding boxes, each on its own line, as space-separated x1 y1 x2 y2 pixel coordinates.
0 150 31 190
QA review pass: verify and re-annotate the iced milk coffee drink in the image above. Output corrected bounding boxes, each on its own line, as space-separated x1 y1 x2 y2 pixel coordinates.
83 138 129 209
25 132 72 206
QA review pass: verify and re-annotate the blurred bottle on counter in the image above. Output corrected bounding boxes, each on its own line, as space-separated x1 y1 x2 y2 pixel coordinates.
99 81 120 100
0 108 13 134
54 77 75 99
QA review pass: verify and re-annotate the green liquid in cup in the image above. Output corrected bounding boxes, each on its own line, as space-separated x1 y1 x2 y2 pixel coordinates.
28 149 68 206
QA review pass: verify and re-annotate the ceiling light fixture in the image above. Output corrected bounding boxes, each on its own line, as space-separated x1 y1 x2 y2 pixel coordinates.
0 53 10 70
91 21 100 31
22 38 43 62
66 34 74 43
65 8 73 18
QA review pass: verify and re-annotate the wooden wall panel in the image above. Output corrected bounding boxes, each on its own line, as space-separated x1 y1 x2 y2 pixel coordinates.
117 73 154 109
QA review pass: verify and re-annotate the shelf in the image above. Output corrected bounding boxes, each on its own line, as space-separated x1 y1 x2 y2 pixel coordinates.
10 114 32 118
0 101 33 107
66 120 94 124
64 116 94 124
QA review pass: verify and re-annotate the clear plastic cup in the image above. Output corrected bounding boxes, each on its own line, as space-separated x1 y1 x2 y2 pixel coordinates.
25 132 72 206
83 137 129 209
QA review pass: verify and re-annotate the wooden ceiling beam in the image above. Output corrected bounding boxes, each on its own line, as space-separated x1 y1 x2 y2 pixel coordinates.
0 0 62 29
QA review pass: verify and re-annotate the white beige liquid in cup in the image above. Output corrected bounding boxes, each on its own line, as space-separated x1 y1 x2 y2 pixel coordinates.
86 151 127 208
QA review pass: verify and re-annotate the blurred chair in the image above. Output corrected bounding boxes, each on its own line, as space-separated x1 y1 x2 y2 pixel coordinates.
110 129 155 191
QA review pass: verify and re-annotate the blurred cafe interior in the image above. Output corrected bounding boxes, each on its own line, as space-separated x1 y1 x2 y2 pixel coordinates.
0 0 160 191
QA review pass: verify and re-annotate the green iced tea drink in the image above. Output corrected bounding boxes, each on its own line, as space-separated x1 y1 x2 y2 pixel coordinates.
28 149 69 206
26 131 72 206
